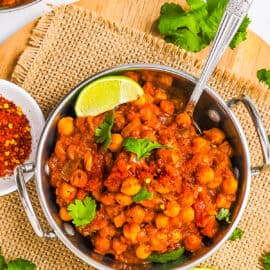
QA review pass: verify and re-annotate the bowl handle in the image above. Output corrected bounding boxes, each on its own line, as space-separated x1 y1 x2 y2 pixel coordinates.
227 95 270 175
15 163 55 238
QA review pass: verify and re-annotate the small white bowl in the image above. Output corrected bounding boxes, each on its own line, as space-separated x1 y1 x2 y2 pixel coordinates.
0 79 44 196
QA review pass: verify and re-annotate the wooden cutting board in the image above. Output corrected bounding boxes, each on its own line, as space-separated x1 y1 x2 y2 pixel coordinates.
0 0 270 85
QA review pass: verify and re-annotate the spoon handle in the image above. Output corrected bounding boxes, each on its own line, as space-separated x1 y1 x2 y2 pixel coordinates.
185 0 253 115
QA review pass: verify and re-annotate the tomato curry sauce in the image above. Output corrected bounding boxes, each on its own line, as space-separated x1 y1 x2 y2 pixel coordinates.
48 71 238 264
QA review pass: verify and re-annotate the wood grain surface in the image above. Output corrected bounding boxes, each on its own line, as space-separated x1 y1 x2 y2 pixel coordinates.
0 0 270 83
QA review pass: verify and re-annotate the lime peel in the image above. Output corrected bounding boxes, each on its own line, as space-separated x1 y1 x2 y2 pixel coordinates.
75 75 144 116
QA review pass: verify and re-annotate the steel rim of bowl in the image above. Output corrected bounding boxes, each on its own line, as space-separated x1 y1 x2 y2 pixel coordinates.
36 63 251 270
0 0 41 12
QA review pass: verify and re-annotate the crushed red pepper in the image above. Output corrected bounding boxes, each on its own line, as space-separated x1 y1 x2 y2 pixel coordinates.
0 96 32 177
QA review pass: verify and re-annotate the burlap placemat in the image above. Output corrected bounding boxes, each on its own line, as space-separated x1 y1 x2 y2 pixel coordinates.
1 5 269 270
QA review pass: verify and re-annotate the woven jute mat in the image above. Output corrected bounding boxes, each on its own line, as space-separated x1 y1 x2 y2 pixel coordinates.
1 5 270 270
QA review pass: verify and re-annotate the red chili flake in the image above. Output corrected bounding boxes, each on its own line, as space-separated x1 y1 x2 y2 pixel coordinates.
0 95 32 177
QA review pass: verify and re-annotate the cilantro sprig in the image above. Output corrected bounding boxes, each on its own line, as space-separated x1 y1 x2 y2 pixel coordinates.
123 138 167 160
0 249 36 270
67 196 96 227
262 252 270 270
257 69 270 89
229 227 244 241
148 247 185 263
216 208 231 223
95 112 114 150
132 187 153 202
158 0 250 52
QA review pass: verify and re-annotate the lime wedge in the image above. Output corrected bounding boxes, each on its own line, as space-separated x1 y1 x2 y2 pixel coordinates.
74 76 144 116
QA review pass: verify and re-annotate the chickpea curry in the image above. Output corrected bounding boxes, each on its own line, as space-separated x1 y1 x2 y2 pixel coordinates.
48 71 238 264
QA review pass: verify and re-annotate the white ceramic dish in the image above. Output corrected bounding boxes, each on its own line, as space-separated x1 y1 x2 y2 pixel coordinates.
0 79 44 196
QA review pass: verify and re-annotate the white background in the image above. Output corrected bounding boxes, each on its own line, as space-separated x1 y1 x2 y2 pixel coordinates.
0 0 270 45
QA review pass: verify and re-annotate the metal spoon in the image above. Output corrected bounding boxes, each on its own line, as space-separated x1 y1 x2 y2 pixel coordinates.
185 0 253 118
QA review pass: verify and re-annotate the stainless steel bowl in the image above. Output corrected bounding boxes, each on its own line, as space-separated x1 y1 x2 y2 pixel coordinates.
0 0 40 12
15 64 270 269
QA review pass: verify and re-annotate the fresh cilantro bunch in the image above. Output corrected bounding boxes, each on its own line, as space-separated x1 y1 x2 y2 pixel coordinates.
0 249 36 270
262 252 270 270
257 69 270 89
158 0 251 52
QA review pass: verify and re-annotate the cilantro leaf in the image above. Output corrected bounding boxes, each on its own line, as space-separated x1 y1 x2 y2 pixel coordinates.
132 187 153 202
67 196 96 227
216 208 231 223
257 69 270 89
0 250 6 270
229 227 244 241
263 252 270 270
123 138 167 160
263 252 270 264
95 112 114 150
158 0 250 52
6 259 36 270
148 247 185 263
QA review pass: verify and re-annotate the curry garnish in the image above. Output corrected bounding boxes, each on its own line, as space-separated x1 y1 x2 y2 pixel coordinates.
216 208 231 224
95 112 114 150
123 137 167 160
229 227 244 241
67 196 96 227
132 186 153 202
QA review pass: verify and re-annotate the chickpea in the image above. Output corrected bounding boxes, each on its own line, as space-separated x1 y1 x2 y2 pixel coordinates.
192 137 210 153
115 193 132 206
180 190 195 207
56 182 77 204
113 212 126 228
109 133 124 152
183 234 202 252
123 223 140 243
55 140 66 160
222 176 238 195
112 238 128 255
121 177 141 196
59 207 72 221
57 117 74 136
93 236 111 253
218 141 233 157
155 213 169 229
70 169 88 188
140 107 153 122
100 193 116 206
150 231 168 251
204 128 225 145
136 244 152 260
196 166 215 185
160 100 175 115
84 151 93 171
216 193 231 209
180 207 195 224
126 205 145 224
143 210 155 223
164 201 180 217
207 173 222 189
171 229 182 244
67 144 77 160
154 89 168 103
99 224 116 238
123 71 140 82
176 113 192 128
